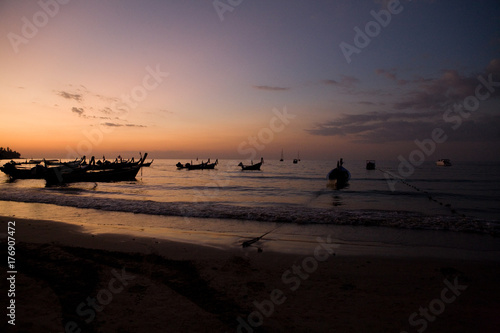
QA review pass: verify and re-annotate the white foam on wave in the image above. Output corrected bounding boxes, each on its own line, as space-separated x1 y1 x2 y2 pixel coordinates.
0 187 498 235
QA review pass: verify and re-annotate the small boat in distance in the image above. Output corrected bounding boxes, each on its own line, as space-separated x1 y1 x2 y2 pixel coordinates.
176 159 218 170
280 149 284 162
293 151 299 164
238 157 263 171
327 158 351 188
366 160 376 170
436 159 452 166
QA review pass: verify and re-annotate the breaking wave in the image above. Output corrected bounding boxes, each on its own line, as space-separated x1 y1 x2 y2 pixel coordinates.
1 187 498 236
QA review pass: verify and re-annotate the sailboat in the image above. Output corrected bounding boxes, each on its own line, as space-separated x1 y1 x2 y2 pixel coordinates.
293 151 300 164
280 149 284 162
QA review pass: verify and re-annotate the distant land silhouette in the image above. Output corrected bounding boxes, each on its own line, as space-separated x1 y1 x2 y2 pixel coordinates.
0 147 21 159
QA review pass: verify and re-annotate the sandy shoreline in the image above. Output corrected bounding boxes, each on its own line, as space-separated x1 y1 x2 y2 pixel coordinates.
1 216 499 332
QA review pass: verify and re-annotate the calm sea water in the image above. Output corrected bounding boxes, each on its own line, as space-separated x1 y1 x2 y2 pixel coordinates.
0 159 499 235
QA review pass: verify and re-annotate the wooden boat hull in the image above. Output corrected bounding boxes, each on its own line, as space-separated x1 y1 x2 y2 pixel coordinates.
327 159 351 189
187 163 217 170
327 167 350 183
239 158 263 171
0 163 45 179
239 162 262 171
44 165 142 185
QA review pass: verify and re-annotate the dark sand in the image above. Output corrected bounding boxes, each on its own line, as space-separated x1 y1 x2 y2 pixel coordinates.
1 216 499 332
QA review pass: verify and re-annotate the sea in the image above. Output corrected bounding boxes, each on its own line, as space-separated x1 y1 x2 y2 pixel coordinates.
1 159 499 257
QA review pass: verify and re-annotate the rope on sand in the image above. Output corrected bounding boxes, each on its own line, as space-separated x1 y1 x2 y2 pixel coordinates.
241 226 281 252
377 168 466 218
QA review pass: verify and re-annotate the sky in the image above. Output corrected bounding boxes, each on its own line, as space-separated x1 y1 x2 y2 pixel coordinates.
0 0 499 161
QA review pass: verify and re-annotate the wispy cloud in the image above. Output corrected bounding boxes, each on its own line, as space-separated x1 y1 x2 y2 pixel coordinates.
253 85 290 91
375 68 397 81
71 107 84 116
101 122 146 128
322 75 360 95
392 68 499 111
100 107 114 115
322 75 359 89
58 91 83 102
71 106 112 120
60 85 134 124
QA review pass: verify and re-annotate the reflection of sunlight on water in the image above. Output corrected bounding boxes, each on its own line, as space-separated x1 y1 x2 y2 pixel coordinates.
1 159 500 221
331 195 343 207
2 201 499 260
2 177 45 188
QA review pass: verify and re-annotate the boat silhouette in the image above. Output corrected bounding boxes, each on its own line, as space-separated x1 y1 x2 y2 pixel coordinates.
238 157 264 171
327 158 351 188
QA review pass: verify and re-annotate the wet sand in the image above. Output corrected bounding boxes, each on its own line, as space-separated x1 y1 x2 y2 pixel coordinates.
1 216 499 332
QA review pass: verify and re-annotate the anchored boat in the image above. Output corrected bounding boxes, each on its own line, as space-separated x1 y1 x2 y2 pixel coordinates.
238 157 264 171
44 154 149 185
176 159 218 170
366 160 376 170
327 158 351 188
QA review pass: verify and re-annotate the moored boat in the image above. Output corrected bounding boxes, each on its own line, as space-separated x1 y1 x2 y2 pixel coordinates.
0 157 85 180
93 153 153 170
44 164 143 185
366 160 376 170
238 157 264 171
327 158 351 188
0 161 46 179
44 154 149 185
188 162 217 170
177 159 218 170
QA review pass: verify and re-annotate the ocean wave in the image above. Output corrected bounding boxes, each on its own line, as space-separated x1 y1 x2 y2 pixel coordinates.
0 188 498 236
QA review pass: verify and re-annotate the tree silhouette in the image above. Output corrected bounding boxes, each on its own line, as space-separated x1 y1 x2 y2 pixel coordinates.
0 147 21 159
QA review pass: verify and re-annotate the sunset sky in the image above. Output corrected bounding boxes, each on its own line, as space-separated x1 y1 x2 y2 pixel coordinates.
1 0 499 161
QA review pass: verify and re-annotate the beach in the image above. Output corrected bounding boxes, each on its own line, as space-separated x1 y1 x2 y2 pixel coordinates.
2 0 500 332
2 215 499 333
